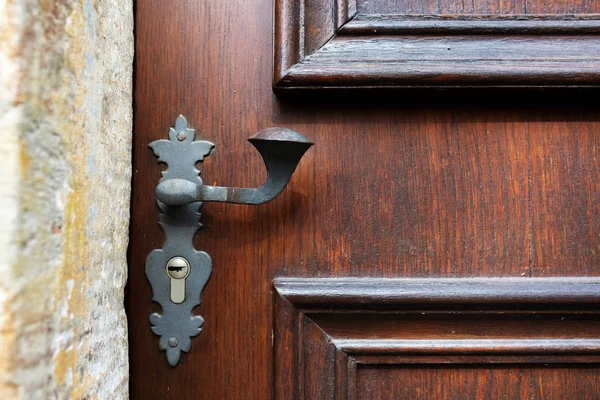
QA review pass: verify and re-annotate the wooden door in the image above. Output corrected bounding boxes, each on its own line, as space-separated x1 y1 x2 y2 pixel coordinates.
127 0 600 399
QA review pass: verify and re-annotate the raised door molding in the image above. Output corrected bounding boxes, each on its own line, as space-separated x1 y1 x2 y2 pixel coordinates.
274 0 600 89
273 278 600 399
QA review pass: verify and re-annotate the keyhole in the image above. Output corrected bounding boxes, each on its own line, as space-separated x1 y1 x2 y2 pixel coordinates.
166 257 190 303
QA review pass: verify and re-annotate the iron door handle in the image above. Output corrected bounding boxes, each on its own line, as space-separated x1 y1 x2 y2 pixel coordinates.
145 115 313 366
155 127 313 206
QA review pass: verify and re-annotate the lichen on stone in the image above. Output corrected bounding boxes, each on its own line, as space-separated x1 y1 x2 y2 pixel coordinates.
0 0 133 398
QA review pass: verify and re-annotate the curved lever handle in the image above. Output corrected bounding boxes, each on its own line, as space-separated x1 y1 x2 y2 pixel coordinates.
155 128 313 206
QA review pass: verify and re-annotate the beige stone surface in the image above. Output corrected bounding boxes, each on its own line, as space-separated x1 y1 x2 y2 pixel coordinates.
0 0 132 398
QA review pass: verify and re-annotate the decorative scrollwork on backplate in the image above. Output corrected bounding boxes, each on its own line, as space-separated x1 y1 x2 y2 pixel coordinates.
146 115 214 366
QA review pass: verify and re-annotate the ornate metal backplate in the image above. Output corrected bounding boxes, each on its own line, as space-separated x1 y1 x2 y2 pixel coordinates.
146 115 214 366
145 115 313 367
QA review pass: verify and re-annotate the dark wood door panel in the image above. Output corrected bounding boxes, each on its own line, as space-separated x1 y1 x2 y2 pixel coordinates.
277 110 600 277
530 120 600 275
274 0 600 89
130 0 600 398
356 365 600 400
357 0 600 14
274 278 600 400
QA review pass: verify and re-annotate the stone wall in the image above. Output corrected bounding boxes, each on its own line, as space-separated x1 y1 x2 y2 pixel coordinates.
0 0 132 398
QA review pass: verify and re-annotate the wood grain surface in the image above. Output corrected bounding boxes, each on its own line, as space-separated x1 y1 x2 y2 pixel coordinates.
357 0 600 14
129 0 600 398
356 366 600 400
274 0 600 89
274 278 600 399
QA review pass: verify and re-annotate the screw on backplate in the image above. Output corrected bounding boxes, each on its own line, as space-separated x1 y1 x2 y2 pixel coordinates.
176 131 187 141
168 337 179 347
